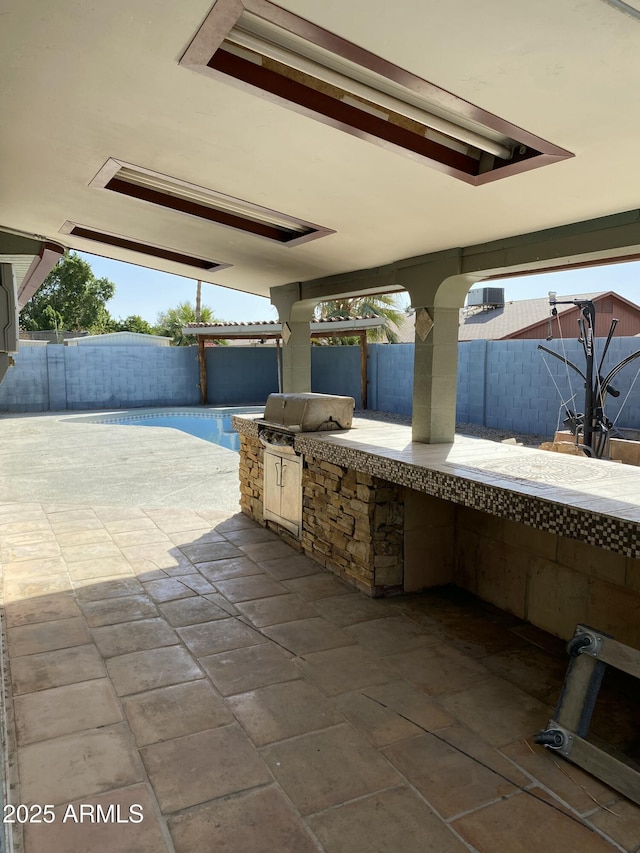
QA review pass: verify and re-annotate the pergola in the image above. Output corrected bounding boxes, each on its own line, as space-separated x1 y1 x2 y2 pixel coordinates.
183 316 386 407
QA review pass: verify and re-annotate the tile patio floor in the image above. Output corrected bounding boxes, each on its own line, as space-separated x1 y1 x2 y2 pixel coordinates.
1 501 639 853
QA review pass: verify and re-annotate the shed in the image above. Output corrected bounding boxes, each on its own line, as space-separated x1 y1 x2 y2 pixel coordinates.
64 331 170 347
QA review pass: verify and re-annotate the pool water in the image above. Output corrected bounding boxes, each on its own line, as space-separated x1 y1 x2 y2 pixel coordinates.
90 408 262 452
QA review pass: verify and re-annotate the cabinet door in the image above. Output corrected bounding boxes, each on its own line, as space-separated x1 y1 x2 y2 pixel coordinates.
280 456 302 535
263 451 282 519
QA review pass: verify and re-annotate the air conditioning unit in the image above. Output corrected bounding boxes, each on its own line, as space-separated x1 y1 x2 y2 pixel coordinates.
467 287 505 308
0 263 19 354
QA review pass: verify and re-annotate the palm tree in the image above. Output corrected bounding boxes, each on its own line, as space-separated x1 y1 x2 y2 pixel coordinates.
155 301 219 346
315 294 404 344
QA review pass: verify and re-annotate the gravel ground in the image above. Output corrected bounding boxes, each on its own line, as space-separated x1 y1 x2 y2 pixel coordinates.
355 410 549 448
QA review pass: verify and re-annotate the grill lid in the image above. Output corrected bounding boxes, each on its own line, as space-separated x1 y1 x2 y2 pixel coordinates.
262 392 354 432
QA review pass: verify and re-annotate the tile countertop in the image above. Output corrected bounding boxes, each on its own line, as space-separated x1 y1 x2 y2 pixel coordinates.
232 416 640 559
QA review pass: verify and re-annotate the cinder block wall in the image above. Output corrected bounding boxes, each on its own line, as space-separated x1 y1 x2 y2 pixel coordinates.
311 346 363 407
206 347 278 405
0 345 200 411
64 346 200 409
455 340 487 424
0 347 49 411
481 338 640 435
367 344 413 415
2 338 640 431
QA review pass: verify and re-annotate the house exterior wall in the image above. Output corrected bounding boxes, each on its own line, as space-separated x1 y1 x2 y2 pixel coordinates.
509 296 640 340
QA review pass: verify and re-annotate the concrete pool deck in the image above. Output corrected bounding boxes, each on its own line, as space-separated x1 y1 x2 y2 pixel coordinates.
0 412 638 852
0 410 242 510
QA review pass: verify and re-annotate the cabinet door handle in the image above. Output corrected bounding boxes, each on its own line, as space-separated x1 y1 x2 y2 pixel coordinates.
275 459 282 487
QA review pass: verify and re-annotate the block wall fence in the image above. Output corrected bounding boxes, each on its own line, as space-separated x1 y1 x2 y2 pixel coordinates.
2 338 640 435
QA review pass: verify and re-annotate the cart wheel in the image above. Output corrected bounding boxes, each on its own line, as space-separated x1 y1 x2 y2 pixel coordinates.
533 729 567 749
567 633 592 657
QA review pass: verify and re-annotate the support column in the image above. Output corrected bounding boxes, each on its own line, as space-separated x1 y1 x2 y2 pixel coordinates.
270 283 317 393
282 322 313 392
410 306 460 443
198 337 207 405
401 259 481 444
359 330 368 410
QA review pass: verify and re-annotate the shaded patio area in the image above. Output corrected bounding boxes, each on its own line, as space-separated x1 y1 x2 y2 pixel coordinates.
1 414 639 852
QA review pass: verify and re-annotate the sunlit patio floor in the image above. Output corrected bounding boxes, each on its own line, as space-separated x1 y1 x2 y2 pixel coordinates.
2 499 639 853
1 412 639 852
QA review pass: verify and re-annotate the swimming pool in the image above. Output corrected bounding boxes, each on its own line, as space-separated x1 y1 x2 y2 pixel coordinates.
71 407 263 452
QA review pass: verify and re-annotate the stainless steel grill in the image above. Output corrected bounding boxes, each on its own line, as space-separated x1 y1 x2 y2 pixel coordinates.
257 392 354 452
258 393 354 537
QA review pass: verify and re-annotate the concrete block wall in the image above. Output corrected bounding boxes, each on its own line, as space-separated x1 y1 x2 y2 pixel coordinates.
206 347 278 405
2 337 640 433
456 340 487 424
311 345 362 407
46 347 67 410
598 337 640 427
0 346 49 411
483 338 640 435
63 346 200 409
0 344 200 411
367 344 413 414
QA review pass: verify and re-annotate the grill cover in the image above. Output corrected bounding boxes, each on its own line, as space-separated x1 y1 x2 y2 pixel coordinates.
262 392 354 431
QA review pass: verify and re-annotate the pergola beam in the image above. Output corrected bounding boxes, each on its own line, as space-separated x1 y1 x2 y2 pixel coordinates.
189 325 379 408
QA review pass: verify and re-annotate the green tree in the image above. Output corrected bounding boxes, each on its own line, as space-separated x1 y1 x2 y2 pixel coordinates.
111 315 155 335
20 252 116 333
315 294 404 344
155 301 221 346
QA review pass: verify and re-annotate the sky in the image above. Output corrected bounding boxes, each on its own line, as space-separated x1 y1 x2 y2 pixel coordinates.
80 250 640 324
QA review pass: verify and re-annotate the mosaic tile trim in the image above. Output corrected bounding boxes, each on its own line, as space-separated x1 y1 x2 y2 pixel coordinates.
89 409 259 425
233 416 259 438
294 434 640 561
233 416 640 560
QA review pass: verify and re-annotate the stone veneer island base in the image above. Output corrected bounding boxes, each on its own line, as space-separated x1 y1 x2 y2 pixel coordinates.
234 416 640 649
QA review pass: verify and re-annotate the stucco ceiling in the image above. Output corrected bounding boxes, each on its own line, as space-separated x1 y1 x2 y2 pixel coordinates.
2 0 640 300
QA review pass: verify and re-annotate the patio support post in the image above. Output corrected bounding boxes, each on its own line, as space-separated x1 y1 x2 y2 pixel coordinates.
197 337 208 405
270 283 318 393
359 330 368 409
281 321 312 392
401 257 481 444
410 304 460 443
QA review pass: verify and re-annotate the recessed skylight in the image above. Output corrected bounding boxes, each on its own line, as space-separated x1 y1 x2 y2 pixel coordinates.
90 159 334 246
60 222 230 271
180 0 572 185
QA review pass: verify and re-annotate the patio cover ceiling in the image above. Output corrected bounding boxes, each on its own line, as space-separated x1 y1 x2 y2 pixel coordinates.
2 1 640 303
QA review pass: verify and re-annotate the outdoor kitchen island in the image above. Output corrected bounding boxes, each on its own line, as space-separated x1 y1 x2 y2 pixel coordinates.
233 413 640 648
